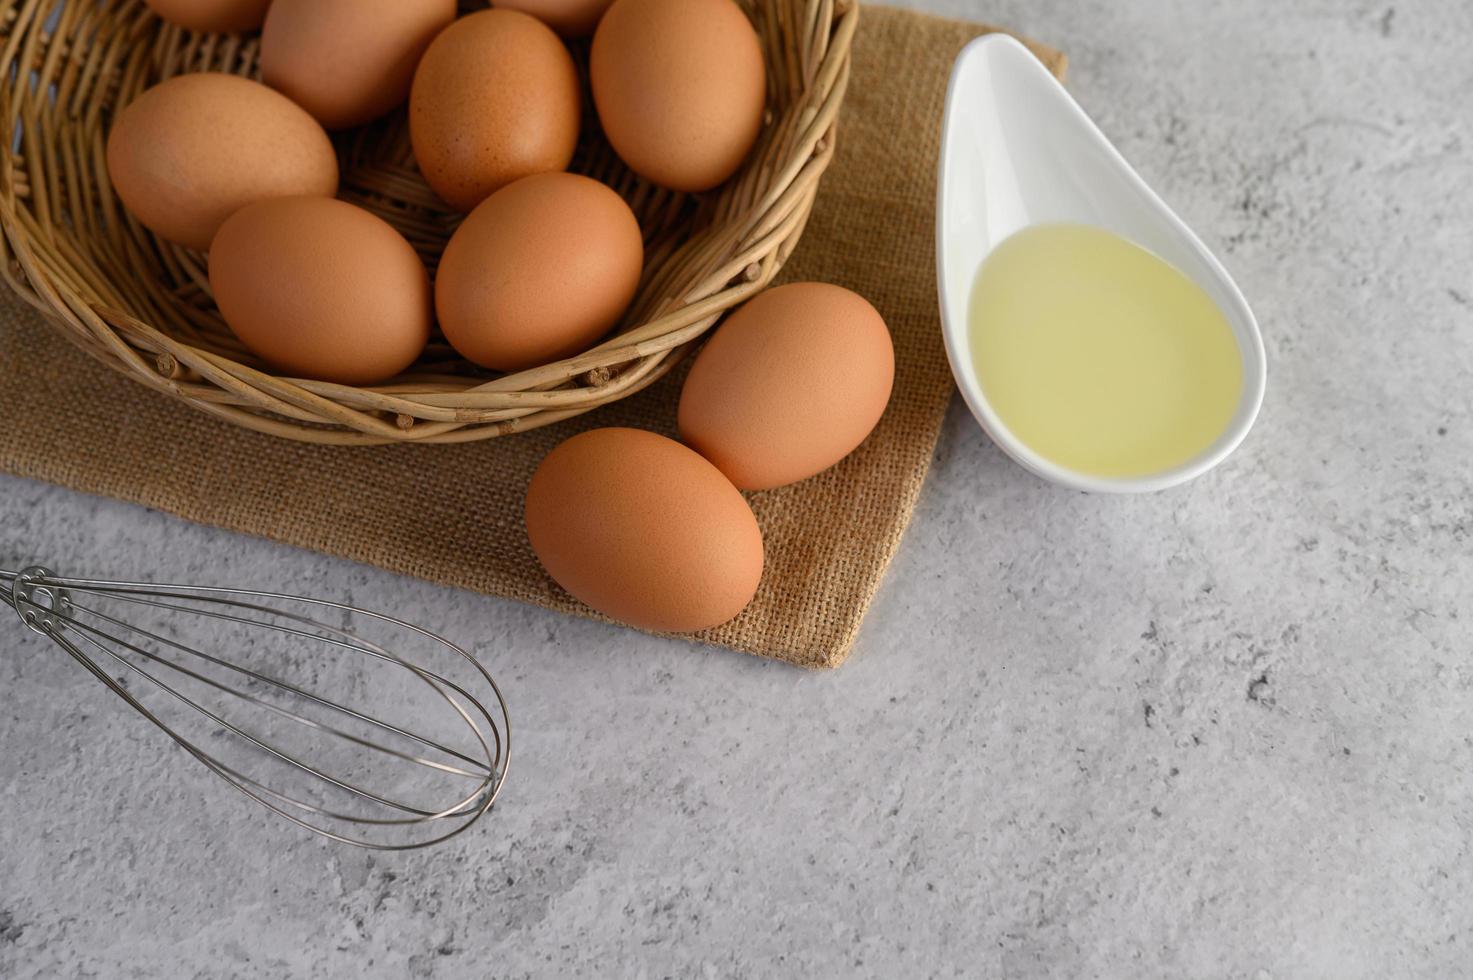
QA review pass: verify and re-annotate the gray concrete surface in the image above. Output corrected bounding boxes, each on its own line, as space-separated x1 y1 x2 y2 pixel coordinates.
2 0 1471 976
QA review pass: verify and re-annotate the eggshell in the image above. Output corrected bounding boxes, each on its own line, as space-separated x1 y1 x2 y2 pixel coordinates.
261 0 457 130
106 73 338 251
525 428 764 633
143 0 270 33
492 0 615 37
435 172 643 373
409 10 580 212
678 282 895 490
590 0 766 192
209 196 431 385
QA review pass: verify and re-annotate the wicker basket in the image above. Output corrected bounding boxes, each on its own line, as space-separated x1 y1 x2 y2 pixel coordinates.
0 0 856 444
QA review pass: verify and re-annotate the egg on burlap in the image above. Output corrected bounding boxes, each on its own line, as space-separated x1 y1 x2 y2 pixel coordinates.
678 283 895 490
525 428 765 633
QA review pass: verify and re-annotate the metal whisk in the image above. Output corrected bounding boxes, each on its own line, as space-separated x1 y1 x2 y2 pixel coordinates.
1 564 510 850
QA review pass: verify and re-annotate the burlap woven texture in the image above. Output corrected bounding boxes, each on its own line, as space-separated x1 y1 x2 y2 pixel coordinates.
0 7 1063 668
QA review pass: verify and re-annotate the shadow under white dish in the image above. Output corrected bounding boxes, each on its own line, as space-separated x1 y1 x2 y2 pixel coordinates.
935 34 1267 493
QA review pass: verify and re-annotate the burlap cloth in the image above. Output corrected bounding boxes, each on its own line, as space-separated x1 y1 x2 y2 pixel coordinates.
0 7 1062 668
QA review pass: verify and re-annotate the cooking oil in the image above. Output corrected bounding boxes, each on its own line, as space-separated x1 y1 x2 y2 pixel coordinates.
968 223 1243 478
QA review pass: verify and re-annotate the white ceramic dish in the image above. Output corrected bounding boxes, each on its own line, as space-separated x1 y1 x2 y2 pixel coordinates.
935 34 1267 493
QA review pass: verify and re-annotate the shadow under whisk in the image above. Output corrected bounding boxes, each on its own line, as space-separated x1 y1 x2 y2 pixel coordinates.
2 565 510 849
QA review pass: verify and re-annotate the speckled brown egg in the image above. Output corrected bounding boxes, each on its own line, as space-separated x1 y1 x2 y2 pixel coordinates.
435 172 643 373
261 0 456 130
143 0 271 33
525 428 764 633
106 73 338 251
209 196 431 385
678 282 895 490
409 9 580 212
590 0 766 192
492 0 615 37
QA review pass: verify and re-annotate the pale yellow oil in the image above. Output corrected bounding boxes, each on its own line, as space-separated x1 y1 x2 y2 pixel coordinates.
968 223 1243 478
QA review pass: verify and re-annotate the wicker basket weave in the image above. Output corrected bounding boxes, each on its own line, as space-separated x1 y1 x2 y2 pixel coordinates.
0 0 856 444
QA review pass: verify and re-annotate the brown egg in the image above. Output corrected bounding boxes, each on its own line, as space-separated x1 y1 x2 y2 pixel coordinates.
261 0 456 130
436 172 643 373
209 197 431 385
143 0 270 33
678 283 895 490
590 0 766 192
492 0 615 37
525 428 764 633
106 74 338 251
409 10 580 212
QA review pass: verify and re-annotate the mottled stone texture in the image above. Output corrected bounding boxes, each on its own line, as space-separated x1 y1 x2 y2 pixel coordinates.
1 0 1470 976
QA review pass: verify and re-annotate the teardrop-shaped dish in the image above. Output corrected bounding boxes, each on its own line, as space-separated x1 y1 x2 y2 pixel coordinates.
936 34 1267 493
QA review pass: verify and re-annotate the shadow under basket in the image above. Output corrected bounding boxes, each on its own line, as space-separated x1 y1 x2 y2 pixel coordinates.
0 0 857 445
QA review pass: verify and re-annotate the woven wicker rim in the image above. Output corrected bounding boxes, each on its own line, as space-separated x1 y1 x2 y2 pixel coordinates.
0 0 857 444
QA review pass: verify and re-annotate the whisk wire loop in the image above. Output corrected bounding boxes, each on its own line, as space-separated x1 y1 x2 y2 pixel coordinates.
2 565 510 850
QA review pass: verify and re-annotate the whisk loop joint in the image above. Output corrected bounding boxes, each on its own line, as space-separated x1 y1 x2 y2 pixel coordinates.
11 565 72 634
